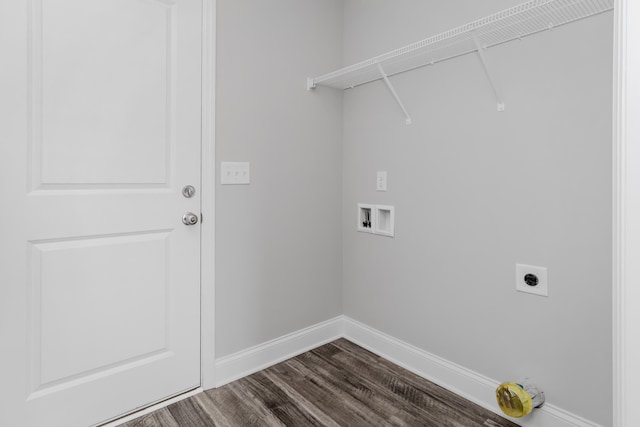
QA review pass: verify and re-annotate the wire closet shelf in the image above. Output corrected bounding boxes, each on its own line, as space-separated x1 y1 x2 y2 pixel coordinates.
307 0 614 91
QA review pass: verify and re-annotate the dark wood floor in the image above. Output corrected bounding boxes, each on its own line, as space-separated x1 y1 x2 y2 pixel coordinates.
122 339 518 427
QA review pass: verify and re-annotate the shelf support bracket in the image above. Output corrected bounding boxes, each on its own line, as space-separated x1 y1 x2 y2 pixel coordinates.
307 77 316 91
377 63 412 125
473 37 505 111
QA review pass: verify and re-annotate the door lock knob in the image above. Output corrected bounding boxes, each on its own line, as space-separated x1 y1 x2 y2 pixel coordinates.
182 185 196 198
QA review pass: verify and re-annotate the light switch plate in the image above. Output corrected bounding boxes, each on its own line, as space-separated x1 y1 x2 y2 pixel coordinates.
377 171 387 191
221 162 250 185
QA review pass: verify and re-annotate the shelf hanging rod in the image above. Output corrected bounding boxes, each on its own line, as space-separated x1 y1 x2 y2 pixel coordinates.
377 63 412 125
473 36 505 111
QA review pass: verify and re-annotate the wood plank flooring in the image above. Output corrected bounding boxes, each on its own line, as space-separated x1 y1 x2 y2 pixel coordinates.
122 339 519 427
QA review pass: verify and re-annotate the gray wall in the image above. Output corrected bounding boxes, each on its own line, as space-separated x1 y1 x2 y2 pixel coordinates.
341 1 612 425
215 0 344 357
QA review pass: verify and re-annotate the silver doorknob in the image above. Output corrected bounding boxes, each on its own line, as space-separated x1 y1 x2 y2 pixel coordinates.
182 212 199 226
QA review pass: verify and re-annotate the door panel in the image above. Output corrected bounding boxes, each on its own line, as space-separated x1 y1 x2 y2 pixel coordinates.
32 232 169 387
36 0 174 186
0 0 202 426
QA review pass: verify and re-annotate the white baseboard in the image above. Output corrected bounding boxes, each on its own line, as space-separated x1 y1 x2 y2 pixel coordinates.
212 315 602 427
342 316 603 427
214 316 344 387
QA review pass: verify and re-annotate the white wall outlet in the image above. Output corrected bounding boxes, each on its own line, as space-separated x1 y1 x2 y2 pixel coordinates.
221 162 250 185
516 264 548 297
357 204 375 233
375 205 395 237
376 171 387 191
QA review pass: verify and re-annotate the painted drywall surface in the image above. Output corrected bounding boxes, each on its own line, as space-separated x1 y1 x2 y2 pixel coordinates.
342 1 612 425
216 0 343 357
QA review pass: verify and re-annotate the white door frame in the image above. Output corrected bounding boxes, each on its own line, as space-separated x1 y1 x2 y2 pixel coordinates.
613 0 640 425
200 0 216 390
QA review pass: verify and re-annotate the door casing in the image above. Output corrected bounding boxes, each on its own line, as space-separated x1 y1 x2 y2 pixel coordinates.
613 0 640 426
200 0 216 391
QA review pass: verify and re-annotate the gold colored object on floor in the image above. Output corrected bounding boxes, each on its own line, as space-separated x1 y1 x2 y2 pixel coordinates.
496 379 545 418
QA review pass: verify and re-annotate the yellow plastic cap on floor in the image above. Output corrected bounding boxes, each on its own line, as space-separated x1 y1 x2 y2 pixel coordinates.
496 382 533 418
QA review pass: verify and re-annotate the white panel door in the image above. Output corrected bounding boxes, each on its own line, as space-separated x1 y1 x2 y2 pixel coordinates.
0 0 202 426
